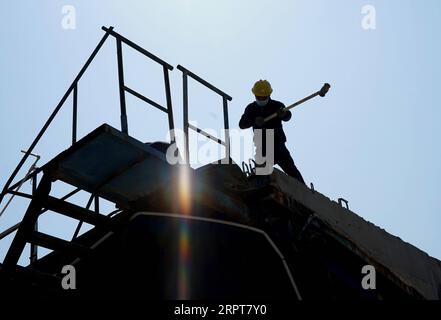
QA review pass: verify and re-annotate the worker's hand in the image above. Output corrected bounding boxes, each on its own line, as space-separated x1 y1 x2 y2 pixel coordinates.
254 116 265 127
277 109 288 119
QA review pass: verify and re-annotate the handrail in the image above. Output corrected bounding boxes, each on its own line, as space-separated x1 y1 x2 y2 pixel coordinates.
177 65 232 100
125 86 168 113
178 65 232 165
108 26 176 139
102 26 173 71
188 124 226 146
0 222 20 241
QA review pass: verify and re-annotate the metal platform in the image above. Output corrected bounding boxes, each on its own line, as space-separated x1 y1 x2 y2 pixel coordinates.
43 123 180 208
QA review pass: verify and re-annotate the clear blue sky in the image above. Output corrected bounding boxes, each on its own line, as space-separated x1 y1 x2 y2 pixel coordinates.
1 0 440 265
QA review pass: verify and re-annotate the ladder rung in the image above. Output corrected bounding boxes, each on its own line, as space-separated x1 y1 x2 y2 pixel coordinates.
44 196 110 226
14 264 62 286
28 231 90 256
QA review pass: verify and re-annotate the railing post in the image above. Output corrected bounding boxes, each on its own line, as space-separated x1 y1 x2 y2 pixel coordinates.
163 66 175 144
183 72 190 165
223 96 230 162
116 38 128 134
177 65 232 167
30 174 38 264
72 83 78 145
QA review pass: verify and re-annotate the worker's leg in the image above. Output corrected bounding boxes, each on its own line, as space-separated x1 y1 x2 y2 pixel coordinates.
275 144 306 185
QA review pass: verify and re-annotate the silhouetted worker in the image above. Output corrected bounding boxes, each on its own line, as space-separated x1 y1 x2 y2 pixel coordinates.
239 80 305 184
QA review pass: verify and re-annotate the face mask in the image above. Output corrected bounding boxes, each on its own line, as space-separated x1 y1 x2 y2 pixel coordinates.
256 98 269 107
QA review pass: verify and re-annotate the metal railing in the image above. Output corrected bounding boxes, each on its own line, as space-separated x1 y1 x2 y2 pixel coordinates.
177 65 232 165
0 26 176 206
102 26 176 140
0 26 237 266
0 26 178 264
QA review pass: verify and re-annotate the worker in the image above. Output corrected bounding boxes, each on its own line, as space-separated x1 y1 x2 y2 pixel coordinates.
239 80 305 184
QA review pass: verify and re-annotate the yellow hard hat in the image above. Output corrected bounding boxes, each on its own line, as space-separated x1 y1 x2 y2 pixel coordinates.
252 80 273 97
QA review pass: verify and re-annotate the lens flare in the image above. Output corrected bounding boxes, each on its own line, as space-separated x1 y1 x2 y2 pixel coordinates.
178 220 190 299
178 166 192 299
178 165 192 216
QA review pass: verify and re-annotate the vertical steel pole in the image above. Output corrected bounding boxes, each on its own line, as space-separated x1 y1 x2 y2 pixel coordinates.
162 65 176 143
183 73 190 165
163 66 175 144
223 97 230 162
72 83 78 145
30 174 38 264
116 39 128 134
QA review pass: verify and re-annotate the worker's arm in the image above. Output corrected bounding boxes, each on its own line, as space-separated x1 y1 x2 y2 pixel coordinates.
239 106 255 129
277 104 292 122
